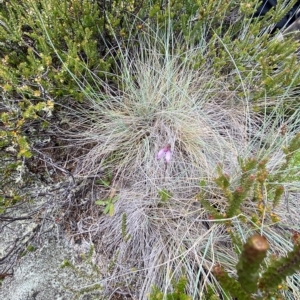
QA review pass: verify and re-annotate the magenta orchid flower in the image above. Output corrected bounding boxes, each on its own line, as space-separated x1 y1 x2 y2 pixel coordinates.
157 144 172 163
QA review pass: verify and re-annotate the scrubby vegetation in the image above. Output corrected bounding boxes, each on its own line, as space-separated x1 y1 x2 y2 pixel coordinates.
1 0 300 299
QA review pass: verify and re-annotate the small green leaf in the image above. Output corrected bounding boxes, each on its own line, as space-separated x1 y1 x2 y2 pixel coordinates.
104 205 110 214
109 203 114 216
27 245 35 252
60 260 72 268
158 189 172 202
200 180 206 187
95 179 110 187
95 200 108 206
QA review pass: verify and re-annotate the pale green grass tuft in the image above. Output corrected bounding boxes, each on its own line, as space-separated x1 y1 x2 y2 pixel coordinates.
69 45 259 182
62 34 300 298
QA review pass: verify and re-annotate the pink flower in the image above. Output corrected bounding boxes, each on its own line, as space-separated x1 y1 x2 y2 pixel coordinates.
157 144 172 163
165 150 172 163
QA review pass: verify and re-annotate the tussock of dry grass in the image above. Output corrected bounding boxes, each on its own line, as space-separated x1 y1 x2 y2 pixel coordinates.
62 41 300 299
69 49 259 181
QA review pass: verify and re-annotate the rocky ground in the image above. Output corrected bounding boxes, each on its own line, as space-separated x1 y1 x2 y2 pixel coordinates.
0 171 108 300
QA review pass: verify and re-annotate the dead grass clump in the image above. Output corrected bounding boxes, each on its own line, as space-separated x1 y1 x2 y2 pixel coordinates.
62 42 300 299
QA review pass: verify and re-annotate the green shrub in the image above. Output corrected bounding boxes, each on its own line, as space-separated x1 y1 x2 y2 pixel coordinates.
214 234 300 299
0 0 108 98
0 0 108 159
199 132 300 224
